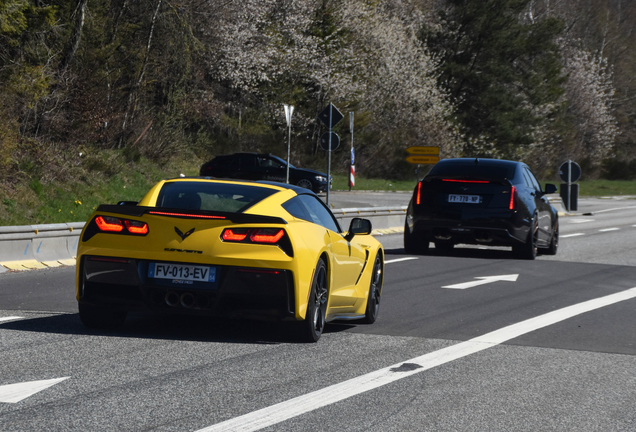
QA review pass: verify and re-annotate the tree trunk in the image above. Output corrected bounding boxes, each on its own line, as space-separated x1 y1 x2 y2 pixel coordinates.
59 0 88 72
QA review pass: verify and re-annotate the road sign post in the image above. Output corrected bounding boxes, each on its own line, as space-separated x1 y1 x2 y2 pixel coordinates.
283 104 294 184
318 103 344 206
349 112 354 191
558 160 581 212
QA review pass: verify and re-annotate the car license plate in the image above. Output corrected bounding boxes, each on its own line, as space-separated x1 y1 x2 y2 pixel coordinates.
448 194 481 204
148 263 216 282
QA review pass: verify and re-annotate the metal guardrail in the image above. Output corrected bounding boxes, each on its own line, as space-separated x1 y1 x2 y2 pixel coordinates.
0 222 85 271
0 208 407 272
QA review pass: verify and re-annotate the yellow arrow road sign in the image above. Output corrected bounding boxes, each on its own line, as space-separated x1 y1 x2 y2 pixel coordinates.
405 146 439 155
405 155 440 165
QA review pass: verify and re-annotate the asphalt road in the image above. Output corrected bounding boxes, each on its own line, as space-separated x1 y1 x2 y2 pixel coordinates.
1 195 635 431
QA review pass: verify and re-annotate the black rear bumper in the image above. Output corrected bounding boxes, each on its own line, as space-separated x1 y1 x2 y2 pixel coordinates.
78 256 296 321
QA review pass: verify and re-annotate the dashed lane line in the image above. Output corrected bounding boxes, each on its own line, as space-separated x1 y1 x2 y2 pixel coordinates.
561 233 585 238
599 228 620 232
196 288 636 432
384 257 419 264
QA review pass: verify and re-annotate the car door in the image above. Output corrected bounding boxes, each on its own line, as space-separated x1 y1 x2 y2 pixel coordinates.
257 155 286 183
236 154 259 180
296 195 366 308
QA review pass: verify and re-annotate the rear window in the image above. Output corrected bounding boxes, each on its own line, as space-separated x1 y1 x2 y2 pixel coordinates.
156 181 277 213
428 162 516 180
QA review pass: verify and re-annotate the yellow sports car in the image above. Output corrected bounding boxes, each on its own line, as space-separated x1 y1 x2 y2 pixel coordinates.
76 178 384 342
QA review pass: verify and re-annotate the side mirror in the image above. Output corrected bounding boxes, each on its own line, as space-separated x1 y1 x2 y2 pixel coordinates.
544 183 557 194
345 218 372 241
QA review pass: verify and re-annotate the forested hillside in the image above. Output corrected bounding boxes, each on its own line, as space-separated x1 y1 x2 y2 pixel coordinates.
1 0 635 212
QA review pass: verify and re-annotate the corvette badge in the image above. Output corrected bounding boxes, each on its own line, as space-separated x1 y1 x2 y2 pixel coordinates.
175 227 195 241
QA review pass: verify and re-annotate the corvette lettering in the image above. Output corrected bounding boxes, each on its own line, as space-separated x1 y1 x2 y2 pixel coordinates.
164 248 203 254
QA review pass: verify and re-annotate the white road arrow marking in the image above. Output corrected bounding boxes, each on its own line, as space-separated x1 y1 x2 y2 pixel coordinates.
0 316 23 323
442 274 519 290
0 377 69 403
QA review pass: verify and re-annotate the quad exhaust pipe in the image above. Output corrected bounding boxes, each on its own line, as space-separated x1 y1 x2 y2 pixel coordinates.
164 291 197 308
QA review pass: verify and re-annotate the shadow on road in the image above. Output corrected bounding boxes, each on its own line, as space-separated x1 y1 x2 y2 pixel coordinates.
0 312 354 345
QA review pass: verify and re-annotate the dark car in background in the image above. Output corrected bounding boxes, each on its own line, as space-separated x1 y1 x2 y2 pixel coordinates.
199 153 330 194
404 158 558 260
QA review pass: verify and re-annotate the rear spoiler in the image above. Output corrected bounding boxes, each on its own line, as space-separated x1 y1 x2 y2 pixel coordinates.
95 204 288 225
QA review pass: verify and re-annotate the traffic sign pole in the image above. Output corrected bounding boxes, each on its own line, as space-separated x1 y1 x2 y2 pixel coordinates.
349 112 354 191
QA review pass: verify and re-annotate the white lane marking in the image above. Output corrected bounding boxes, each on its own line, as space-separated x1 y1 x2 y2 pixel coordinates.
0 377 70 404
599 228 620 232
442 274 519 290
569 219 594 224
384 257 419 264
0 317 23 323
561 233 585 238
591 205 636 214
196 287 636 432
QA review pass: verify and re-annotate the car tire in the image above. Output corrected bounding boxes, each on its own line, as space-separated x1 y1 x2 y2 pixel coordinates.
78 303 127 329
296 179 313 191
404 221 429 255
544 220 559 255
513 217 538 260
360 252 383 324
298 258 328 342
435 241 454 253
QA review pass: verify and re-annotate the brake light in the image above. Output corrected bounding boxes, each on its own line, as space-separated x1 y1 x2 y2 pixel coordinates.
222 228 249 241
250 228 284 243
416 182 422 205
95 216 124 232
509 186 517 210
94 216 148 235
149 211 225 219
442 179 490 183
124 220 149 235
220 228 292 256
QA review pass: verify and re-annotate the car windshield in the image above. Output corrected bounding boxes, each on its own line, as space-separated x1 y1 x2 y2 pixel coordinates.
428 162 516 180
156 181 277 213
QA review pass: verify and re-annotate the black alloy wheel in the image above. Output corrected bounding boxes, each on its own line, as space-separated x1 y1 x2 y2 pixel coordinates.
513 217 538 260
360 253 383 324
545 220 559 255
299 258 328 342
296 178 313 191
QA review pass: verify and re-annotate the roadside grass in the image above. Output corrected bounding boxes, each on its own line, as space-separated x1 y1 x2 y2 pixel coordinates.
576 179 636 197
331 174 416 191
0 154 199 226
3 164 636 227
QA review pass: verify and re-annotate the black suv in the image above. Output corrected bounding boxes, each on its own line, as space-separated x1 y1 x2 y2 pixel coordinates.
404 158 559 260
199 153 330 193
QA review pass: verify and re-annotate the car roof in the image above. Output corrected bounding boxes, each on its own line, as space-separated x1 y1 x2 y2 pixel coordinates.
172 176 318 196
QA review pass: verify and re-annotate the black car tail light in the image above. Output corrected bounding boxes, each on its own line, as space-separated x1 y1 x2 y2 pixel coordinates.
221 228 293 256
509 186 518 210
222 228 249 241
416 181 422 205
250 228 285 243
93 216 149 236
95 216 124 232
124 219 149 235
